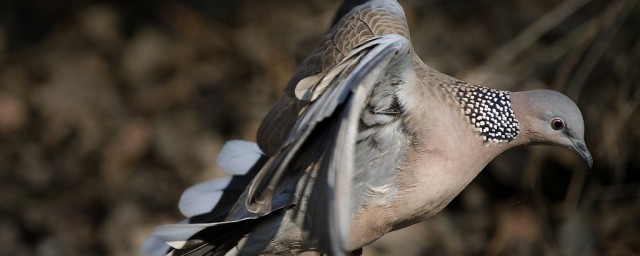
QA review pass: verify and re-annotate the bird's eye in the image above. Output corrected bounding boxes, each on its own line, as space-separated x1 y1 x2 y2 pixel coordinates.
551 118 565 130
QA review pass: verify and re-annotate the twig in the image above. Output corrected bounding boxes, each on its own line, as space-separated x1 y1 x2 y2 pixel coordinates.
483 0 633 90
465 0 594 84
563 168 587 216
482 11 600 89
598 182 640 200
568 0 635 101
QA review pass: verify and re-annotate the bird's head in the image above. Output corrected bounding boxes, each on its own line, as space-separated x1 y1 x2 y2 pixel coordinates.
511 89 592 168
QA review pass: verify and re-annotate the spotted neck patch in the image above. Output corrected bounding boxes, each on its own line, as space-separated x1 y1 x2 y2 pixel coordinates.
451 84 520 143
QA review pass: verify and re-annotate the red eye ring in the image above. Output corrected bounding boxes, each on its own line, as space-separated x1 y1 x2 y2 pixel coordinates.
551 118 565 130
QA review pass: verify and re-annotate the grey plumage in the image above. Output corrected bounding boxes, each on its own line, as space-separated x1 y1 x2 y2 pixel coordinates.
142 0 592 255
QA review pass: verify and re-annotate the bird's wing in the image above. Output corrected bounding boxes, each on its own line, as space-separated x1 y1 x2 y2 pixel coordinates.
143 1 418 255
246 33 414 255
244 2 416 254
256 0 410 156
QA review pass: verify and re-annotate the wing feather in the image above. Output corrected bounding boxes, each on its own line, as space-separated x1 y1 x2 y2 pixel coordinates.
246 34 413 254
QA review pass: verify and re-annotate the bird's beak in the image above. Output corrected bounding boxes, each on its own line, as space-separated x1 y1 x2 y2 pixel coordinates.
570 139 593 169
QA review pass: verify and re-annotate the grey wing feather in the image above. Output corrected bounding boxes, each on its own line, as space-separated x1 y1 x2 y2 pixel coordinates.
246 34 413 254
256 0 410 156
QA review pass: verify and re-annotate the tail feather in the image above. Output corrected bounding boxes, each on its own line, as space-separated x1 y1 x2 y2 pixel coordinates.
179 177 232 217
216 140 263 175
169 217 265 256
140 235 173 256
142 140 270 255
143 216 266 256
178 140 266 218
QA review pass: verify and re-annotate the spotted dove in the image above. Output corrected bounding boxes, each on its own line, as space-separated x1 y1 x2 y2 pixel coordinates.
142 0 592 255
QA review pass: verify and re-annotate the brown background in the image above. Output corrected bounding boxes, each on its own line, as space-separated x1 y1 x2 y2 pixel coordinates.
0 0 638 255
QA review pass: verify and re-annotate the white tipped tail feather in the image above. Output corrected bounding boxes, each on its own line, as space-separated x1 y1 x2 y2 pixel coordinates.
140 219 188 256
178 176 232 217
216 140 263 175
140 235 172 256
141 140 263 255
178 140 263 217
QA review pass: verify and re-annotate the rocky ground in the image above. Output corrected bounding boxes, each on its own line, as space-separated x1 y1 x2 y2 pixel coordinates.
0 0 638 255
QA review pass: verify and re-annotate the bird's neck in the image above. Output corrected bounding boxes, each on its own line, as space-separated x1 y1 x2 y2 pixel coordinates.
509 91 543 145
383 74 529 234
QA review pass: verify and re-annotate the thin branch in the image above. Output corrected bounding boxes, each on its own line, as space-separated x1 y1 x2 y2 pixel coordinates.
465 0 594 84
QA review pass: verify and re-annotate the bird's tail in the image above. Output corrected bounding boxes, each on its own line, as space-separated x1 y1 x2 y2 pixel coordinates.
141 140 268 256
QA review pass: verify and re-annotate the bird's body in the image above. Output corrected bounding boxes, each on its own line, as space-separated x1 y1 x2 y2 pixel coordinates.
142 1 591 255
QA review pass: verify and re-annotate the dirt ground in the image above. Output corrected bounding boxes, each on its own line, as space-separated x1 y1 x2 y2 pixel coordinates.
0 0 638 255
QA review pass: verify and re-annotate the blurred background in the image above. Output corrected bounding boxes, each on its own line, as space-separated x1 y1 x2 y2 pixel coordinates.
0 0 638 255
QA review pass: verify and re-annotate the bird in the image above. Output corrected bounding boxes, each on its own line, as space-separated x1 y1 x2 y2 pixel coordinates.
141 0 592 255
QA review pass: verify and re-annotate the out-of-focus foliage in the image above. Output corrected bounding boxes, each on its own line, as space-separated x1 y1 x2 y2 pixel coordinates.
0 0 638 255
